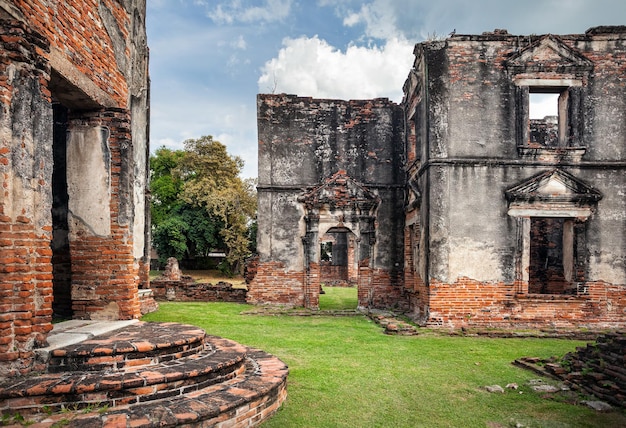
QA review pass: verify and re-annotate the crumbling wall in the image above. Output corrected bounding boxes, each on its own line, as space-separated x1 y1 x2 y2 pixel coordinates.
252 94 406 309
0 19 54 377
404 27 626 328
0 1 149 377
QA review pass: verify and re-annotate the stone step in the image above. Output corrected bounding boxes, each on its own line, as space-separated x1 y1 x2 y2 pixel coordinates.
47 322 207 373
0 336 247 413
2 348 288 428
0 321 289 427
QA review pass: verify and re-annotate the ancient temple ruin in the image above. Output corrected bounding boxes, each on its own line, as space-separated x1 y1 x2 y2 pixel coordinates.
251 26 626 329
0 1 150 376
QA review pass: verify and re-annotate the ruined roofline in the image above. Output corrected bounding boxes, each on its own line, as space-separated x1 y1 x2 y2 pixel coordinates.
415 25 626 47
257 93 397 106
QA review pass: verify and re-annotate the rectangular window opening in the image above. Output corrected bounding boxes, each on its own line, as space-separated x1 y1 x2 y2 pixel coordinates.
529 88 569 147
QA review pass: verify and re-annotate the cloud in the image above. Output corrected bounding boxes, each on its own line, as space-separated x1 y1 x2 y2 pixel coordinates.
258 36 414 102
231 35 247 50
208 0 292 24
342 0 401 40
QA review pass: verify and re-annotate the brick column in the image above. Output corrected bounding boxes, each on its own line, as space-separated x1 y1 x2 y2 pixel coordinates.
67 109 141 320
0 19 54 377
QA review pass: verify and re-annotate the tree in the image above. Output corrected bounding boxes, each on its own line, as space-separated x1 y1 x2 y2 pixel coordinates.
149 137 256 273
178 136 257 274
150 147 184 227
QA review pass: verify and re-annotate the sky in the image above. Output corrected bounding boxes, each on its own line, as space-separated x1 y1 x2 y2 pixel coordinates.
147 0 626 178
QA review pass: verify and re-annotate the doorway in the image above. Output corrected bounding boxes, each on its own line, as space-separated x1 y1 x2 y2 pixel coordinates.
528 217 575 294
51 103 72 319
319 227 358 310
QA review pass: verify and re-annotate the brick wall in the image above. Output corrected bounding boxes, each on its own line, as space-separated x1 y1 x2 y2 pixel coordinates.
151 279 247 303
0 19 54 377
417 277 626 329
320 263 349 285
0 1 148 376
16 0 131 106
247 261 306 307
67 109 142 320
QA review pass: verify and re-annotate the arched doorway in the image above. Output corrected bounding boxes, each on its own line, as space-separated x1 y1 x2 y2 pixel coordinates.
320 226 357 287
299 171 379 309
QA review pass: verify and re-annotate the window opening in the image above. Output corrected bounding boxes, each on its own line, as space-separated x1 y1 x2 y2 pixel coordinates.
529 89 568 147
320 241 333 262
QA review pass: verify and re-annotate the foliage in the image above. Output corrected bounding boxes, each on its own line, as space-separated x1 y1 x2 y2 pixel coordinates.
178 136 257 273
143 302 626 428
149 138 256 271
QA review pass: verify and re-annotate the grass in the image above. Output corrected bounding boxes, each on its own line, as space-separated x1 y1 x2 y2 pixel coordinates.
319 286 358 310
142 301 626 428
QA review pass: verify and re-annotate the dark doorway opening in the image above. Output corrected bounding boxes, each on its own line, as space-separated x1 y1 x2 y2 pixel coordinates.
529 217 575 294
51 103 72 319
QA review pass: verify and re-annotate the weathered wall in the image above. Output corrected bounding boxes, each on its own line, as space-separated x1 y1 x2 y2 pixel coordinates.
252 94 406 309
0 0 149 377
151 279 247 303
0 19 53 377
404 27 626 328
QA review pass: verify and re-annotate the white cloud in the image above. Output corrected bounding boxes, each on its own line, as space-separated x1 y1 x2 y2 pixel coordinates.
342 0 401 40
529 93 558 119
258 36 414 102
231 35 247 50
208 0 292 24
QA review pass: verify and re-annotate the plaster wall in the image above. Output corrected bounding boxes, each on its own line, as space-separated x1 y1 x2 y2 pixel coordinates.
0 0 149 376
407 27 626 327
253 94 405 308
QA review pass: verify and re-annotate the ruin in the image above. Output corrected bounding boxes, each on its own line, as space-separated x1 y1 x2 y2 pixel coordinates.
0 0 150 377
0 3 288 425
251 27 626 329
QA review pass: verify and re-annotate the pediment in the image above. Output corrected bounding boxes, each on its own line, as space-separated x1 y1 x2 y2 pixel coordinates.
505 35 593 74
505 169 602 204
298 170 379 210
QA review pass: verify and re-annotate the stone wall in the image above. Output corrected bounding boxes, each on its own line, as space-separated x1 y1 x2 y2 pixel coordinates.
0 1 149 377
252 95 406 310
254 28 625 329
403 27 626 328
151 279 247 304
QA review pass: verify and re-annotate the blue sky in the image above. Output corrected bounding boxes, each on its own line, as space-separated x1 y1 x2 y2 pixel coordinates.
147 0 626 178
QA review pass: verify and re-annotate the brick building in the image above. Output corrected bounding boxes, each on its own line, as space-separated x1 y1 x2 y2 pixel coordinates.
252 27 626 329
0 1 149 376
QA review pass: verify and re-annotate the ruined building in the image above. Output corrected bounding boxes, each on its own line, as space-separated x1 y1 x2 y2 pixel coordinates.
251 27 626 329
0 1 150 376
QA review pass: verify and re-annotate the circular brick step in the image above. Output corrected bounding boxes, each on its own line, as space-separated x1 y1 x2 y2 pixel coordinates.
15 348 288 427
47 322 207 373
0 322 289 427
0 335 249 414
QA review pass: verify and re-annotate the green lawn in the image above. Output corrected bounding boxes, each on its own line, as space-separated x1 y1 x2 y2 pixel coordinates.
142 302 625 427
319 286 358 310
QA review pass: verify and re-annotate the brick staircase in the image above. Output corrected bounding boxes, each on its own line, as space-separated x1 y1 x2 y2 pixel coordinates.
0 322 288 427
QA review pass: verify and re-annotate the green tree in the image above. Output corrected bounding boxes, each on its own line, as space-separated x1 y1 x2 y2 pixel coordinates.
150 147 184 227
178 136 257 274
149 137 256 273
